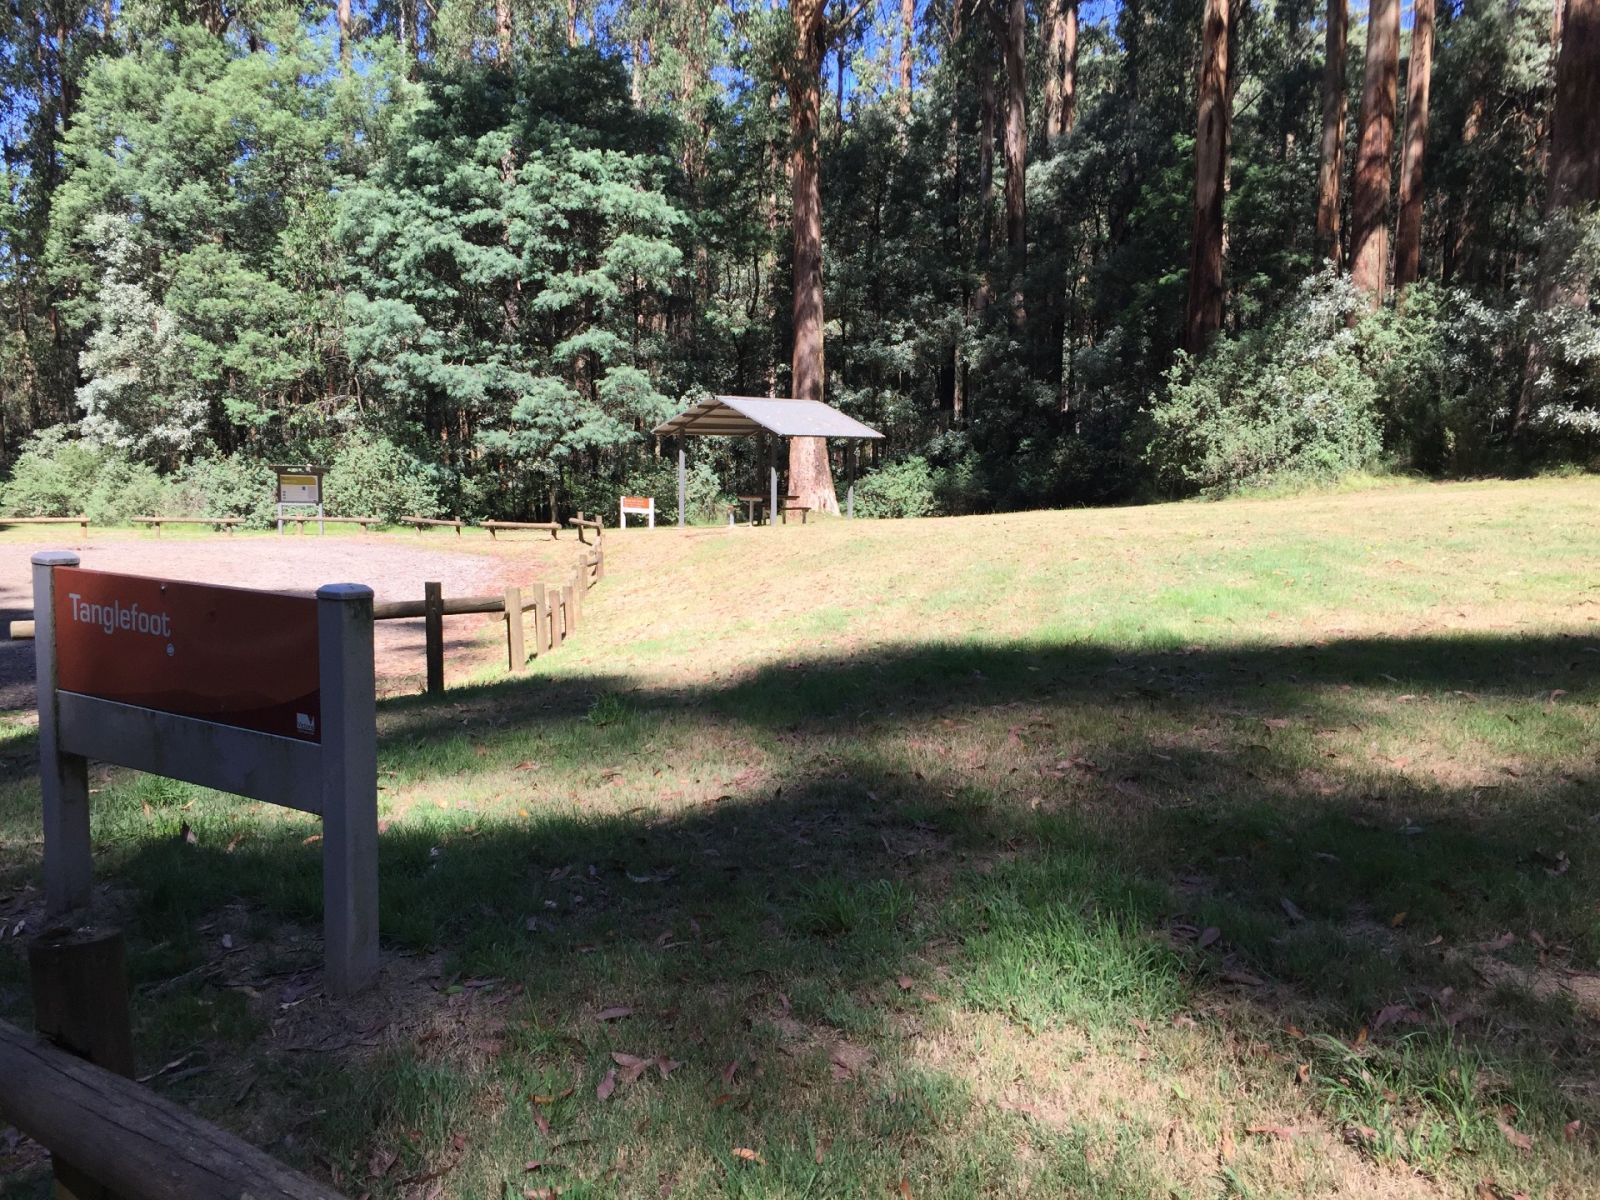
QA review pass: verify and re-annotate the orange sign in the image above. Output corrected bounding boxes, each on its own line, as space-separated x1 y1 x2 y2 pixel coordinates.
53 568 321 742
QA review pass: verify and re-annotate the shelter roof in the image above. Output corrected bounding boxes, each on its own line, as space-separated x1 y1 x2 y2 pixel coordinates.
652 395 884 440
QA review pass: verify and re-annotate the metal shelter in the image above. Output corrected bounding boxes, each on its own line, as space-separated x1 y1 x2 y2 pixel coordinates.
652 396 885 527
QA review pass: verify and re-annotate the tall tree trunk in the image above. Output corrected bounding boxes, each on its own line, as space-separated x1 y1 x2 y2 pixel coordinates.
1315 0 1347 262
947 0 967 424
1043 0 1078 143
975 40 997 314
787 0 839 514
899 0 915 118
1394 0 1434 293
1515 0 1600 434
338 0 352 67
1183 0 1230 353
1063 0 1077 134
1000 0 1026 324
567 0 578 48
495 0 512 63
1349 0 1400 304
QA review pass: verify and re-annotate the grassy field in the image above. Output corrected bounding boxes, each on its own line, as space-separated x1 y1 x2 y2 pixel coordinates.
2 478 1598 1198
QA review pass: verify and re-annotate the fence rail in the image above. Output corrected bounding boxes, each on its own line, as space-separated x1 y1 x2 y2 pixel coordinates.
375 539 605 695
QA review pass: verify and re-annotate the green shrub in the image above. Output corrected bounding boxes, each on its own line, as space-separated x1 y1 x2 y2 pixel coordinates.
173 455 276 527
3 426 173 523
1148 274 1384 495
855 455 939 519
324 434 443 523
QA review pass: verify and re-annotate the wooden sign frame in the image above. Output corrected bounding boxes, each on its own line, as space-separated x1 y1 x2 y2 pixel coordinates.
32 552 380 997
271 465 328 535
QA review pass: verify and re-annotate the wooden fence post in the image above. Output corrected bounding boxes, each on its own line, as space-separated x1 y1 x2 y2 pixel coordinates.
594 545 605 582
424 581 444 695
555 589 568 646
530 584 546 657
565 578 579 633
30 926 134 1200
504 587 523 671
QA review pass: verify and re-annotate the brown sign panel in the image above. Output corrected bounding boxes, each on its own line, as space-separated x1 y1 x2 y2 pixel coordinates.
53 568 321 742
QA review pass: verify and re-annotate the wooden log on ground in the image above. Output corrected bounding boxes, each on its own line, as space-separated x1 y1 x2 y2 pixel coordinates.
504 586 523 671
403 516 463 535
0 1017 345 1200
0 516 90 537
133 517 240 535
424 582 444 695
480 520 560 540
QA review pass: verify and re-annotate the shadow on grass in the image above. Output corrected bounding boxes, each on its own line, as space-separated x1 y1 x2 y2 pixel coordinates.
4 628 1597 1195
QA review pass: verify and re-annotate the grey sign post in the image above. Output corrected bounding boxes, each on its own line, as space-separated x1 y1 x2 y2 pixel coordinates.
31 553 380 997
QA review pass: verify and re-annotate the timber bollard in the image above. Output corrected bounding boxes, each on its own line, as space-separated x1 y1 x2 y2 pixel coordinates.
424 581 444 695
30 926 135 1200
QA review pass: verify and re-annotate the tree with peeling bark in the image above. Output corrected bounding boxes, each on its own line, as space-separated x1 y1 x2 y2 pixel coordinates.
1183 0 1230 354
783 0 852 515
1315 0 1347 262
1515 0 1600 434
985 0 1026 325
1394 0 1434 294
899 0 915 118
1349 0 1400 304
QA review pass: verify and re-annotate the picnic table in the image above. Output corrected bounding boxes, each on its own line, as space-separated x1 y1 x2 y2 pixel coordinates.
734 495 767 525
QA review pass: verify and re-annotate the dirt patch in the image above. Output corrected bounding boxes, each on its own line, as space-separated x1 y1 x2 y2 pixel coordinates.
0 534 546 710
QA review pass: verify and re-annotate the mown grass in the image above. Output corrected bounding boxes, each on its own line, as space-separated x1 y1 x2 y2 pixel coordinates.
1 478 1598 1198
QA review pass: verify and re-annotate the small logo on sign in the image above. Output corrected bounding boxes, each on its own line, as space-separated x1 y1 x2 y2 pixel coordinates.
296 713 316 735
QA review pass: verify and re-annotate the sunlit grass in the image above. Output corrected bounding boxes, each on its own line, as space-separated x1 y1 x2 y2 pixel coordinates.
1 478 1598 1197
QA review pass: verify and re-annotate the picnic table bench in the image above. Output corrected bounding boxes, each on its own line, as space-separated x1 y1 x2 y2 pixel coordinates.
482 520 561 540
0 516 90 536
780 495 811 525
133 516 241 535
403 516 464 535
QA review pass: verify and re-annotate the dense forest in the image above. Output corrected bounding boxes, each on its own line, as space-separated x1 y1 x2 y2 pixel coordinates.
0 0 1596 523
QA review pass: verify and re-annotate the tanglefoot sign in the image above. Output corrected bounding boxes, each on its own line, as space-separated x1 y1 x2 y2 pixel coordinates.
34 554 379 996
54 568 322 741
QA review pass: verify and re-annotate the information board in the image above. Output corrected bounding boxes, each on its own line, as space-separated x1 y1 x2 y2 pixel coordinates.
52 567 321 742
277 472 322 505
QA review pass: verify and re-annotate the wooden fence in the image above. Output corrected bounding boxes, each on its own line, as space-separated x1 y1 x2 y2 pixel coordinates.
1 926 345 1200
375 540 605 695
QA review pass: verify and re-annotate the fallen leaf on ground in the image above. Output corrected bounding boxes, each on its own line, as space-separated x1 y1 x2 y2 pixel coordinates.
732 1147 764 1165
530 1087 574 1106
1219 1126 1236 1163
1245 1124 1300 1140
1497 1119 1533 1152
1565 1119 1583 1140
1198 926 1221 948
596 1006 634 1022
612 1053 651 1084
1280 898 1305 923
721 1060 739 1085
595 1069 617 1101
896 975 913 991
897 1177 912 1198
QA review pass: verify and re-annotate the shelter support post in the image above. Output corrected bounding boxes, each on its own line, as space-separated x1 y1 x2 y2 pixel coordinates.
677 441 686 529
847 442 856 519
769 438 780 530
33 551 91 917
